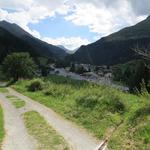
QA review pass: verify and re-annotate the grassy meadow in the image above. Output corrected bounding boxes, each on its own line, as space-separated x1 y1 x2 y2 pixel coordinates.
0 88 5 149
12 75 150 150
0 105 4 149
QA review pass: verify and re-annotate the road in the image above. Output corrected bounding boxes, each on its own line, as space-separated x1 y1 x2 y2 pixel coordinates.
0 93 35 150
4 87 101 150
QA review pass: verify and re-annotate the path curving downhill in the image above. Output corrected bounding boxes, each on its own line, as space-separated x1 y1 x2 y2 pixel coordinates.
8 87 101 150
0 93 35 150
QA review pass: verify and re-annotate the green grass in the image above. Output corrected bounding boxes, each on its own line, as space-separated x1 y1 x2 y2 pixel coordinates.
0 88 8 93
0 105 4 149
23 111 69 150
6 95 25 108
12 75 150 150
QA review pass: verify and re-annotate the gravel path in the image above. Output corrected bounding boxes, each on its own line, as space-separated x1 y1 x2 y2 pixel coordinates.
8 87 101 150
0 93 35 150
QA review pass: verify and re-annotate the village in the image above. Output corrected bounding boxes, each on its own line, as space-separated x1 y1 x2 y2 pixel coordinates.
48 63 129 92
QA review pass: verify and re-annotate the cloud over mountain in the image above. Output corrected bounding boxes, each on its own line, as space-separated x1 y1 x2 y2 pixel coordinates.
0 0 149 49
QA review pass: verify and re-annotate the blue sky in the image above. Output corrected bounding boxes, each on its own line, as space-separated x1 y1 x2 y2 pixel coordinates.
28 15 98 40
0 0 148 50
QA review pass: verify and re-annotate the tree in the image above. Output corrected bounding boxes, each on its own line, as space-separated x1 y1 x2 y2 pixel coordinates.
55 59 70 68
133 45 150 92
2 52 37 81
75 65 86 74
113 60 150 93
133 45 150 61
70 63 75 72
35 57 50 77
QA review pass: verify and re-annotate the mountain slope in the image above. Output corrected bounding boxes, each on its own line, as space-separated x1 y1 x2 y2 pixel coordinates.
70 16 150 66
57 45 76 54
0 21 67 62
57 45 69 52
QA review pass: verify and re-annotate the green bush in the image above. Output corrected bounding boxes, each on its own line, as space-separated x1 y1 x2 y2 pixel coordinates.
75 91 125 113
28 79 44 92
135 124 150 144
44 84 72 98
129 105 150 125
103 95 125 113
76 95 98 109
112 60 150 93
44 86 63 97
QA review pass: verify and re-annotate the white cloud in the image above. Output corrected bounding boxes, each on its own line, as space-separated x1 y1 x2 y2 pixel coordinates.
0 0 33 10
65 0 146 36
43 37 90 50
0 0 90 50
0 0 68 37
0 0 149 49
130 0 150 15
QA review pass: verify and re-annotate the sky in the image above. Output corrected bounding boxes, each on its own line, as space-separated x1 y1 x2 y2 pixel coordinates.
0 0 149 50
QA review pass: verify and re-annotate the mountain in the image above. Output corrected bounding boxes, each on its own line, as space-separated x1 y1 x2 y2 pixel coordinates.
69 16 150 66
57 45 77 54
57 45 70 53
0 21 67 63
57 45 68 51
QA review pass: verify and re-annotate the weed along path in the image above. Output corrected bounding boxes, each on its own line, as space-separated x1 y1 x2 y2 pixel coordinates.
8 87 101 150
0 93 35 150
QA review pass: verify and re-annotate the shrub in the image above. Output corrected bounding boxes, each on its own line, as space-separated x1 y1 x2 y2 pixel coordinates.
129 105 150 125
75 66 87 74
135 124 150 144
28 79 44 92
112 60 150 93
76 95 98 109
44 84 73 98
103 95 125 113
44 86 61 97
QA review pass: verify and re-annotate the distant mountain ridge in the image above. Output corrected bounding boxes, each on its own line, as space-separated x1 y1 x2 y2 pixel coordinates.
57 45 77 54
57 45 70 53
69 16 150 66
0 21 67 63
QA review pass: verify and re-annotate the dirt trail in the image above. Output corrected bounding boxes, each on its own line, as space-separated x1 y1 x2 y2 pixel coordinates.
0 93 35 150
8 87 101 150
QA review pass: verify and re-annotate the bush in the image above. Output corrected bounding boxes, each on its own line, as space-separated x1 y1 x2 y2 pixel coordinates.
44 86 62 97
76 95 98 109
28 79 44 92
112 60 150 93
75 66 87 74
129 105 150 125
135 124 150 144
44 84 72 98
103 95 125 113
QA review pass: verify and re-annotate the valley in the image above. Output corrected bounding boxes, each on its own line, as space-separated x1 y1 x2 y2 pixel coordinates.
0 2 150 149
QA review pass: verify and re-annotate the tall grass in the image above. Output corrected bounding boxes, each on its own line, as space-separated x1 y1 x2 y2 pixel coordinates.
0 105 4 148
13 75 150 150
